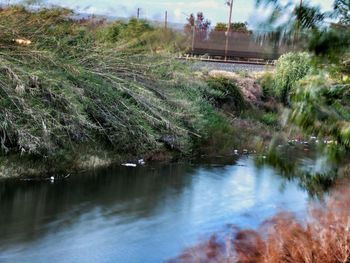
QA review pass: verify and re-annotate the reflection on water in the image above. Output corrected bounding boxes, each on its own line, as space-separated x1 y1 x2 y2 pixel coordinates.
0 157 309 263
257 146 339 197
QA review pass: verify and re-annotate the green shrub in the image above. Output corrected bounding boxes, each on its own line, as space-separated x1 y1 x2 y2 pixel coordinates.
139 28 186 53
96 19 185 53
96 18 153 43
258 72 275 98
206 77 246 112
273 52 312 104
120 18 153 39
290 74 350 153
240 109 279 127
97 21 126 42
260 112 279 126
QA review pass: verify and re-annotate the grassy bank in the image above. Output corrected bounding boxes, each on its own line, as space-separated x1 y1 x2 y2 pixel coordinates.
0 6 277 177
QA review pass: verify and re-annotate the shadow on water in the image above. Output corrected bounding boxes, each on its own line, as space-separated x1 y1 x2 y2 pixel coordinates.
0 164 197 248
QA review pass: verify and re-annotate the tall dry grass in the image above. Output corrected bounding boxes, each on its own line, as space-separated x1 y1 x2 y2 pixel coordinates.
170 181 350 263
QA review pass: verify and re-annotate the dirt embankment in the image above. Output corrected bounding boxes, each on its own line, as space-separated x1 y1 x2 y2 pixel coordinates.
209 70 264 107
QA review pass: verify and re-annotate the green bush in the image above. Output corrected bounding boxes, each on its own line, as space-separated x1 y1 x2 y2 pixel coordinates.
121 18 153 39
97 21 126 42
96 19 185 52
273 52 312 104
258 72 275 99
291 75 350 150
96 18 153 43
206 77 246 112
139 28 186 53
260 112 279 126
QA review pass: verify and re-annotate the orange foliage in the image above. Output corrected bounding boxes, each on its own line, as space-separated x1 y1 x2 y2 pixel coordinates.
170 183 350 263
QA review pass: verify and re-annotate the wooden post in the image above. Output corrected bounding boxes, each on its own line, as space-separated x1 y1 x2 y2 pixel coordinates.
225 0 233 61
137 8 140 20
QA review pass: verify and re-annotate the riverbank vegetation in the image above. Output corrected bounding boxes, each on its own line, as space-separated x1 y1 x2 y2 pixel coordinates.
0 5 276 177
1 3 348 177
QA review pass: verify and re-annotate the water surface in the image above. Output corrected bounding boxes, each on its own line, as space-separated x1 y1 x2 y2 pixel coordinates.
0 157 309 263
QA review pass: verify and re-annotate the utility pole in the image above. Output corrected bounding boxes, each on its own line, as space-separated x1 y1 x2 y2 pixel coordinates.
225 0 233 61
191 25 196 53
137 8 140 20
165 11 168 30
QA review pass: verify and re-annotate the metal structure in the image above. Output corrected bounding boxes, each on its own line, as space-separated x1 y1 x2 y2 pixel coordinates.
186 0 302 62
189 29 297 61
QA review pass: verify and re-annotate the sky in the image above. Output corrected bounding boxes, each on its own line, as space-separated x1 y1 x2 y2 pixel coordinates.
17 0 336 25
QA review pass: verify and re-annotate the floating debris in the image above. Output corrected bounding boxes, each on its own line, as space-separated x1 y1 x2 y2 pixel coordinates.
138 159 145 165
122 163 137 167
13 38 32 46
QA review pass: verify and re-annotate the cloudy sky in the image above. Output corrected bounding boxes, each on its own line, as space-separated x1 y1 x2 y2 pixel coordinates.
32 0 335 25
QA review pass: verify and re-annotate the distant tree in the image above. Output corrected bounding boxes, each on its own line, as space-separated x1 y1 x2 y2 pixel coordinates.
213 22 252 33
184 12 211 40
294 5 325 30
213 22 227 31
21 0 44 5
209 22 251 42
184 14 195 35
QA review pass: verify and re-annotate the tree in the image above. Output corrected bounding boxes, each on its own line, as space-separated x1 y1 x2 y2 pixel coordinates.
256 0 326 32
213 22 251 33
184 13 195 34
184 12 211 40
213 22 226 31
21 0 44 6
334 0 350 25
294 5 325 30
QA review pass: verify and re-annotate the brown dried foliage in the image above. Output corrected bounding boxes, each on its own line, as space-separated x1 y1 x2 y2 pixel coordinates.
170 183 350 263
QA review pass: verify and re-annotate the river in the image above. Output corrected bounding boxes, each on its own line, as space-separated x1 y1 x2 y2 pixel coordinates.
0 156 310 263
